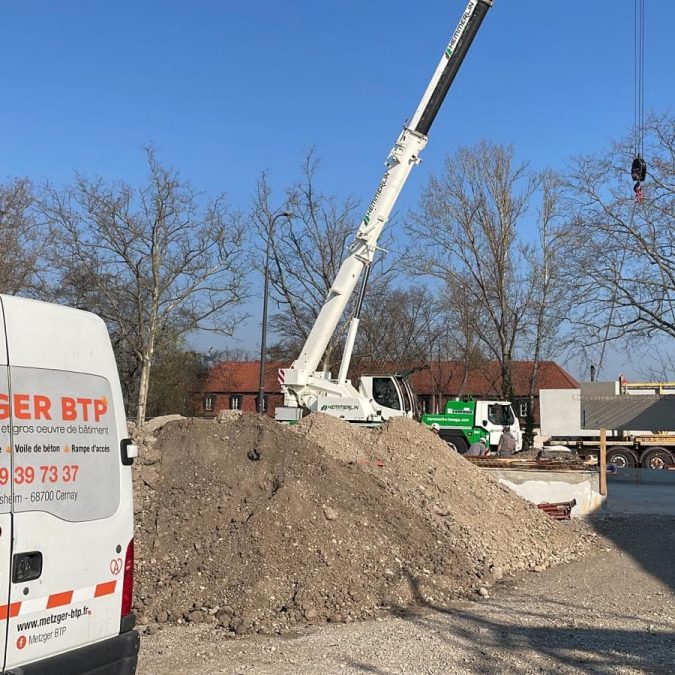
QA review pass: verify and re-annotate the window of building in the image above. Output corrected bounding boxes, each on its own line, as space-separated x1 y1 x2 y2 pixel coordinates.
255 395 268 413
204 394 215 412
518 400 529 418
230 394 242 410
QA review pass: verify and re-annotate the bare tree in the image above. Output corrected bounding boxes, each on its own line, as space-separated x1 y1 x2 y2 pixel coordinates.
563 112 675 376
0 178 47 295
145 335 204 417
407 283 488 412
40 147 248 423
434 279 487 397
356 286 440 363
407 140 565 400
519 170 574 445
343 282 487 413
252 151 399 370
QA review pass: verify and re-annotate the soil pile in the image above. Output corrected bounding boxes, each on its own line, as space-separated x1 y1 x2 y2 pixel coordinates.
132 413 592 635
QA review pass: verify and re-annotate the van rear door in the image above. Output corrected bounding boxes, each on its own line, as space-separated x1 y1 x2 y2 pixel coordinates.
0 297 133 670
0 302 12 670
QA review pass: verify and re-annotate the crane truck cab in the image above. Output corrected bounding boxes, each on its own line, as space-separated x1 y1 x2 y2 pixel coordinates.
359 374 418 421
0 295 139 674
422 398 522 455
276 371 417 425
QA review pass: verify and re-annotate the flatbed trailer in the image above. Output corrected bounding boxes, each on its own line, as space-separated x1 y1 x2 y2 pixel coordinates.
540 384 675 469
547 436 675 469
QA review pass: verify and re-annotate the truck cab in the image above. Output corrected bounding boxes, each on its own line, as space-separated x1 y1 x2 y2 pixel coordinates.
359 375 418 421
276 372 418 425
478 400 522 451
422 398 522 455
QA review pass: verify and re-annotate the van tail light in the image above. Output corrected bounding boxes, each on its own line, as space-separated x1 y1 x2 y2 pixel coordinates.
121 538 134 617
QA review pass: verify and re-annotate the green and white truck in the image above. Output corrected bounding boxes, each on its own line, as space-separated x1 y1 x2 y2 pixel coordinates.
421 398 522 455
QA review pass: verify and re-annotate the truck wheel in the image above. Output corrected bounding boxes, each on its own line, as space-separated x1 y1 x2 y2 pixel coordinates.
606 447 639 469
641 446 675 470
439 432 468 455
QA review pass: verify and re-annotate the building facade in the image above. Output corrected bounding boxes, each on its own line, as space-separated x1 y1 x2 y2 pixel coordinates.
198 360 579 424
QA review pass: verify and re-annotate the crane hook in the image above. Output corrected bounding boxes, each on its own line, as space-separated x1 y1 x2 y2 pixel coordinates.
631 156 647 202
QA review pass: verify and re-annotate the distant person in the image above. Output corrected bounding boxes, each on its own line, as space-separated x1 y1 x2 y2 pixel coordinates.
466 437 488 457
498 426 517 457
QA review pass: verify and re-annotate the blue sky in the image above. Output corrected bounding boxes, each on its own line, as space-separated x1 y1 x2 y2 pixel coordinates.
2 1 674 379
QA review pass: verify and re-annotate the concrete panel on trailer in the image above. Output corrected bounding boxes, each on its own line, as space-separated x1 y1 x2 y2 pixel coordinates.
539 389 600 437
485 468 604 517
581 395 675 431
580 381 618 396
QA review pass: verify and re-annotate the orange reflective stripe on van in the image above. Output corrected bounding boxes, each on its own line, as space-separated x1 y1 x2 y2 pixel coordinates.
0 580 117 620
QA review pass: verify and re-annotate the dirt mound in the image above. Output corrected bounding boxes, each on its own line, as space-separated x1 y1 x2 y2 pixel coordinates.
133 413 592 635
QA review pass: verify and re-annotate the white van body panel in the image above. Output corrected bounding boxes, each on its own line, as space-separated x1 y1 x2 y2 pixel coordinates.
0 296 134 671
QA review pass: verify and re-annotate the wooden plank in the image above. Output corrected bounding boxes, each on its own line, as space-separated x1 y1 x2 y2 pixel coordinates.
599 428 607 496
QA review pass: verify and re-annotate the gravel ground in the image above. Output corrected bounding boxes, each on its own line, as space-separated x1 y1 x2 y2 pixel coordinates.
137 514 675 674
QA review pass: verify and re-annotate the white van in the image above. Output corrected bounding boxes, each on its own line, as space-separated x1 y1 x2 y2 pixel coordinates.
0 296 139 674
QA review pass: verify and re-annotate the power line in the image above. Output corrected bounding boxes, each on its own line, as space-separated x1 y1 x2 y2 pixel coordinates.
631 0 647 201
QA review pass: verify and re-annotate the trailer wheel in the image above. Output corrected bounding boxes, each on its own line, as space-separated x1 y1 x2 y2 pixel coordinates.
439 432 468 455
606 446 639 469
641 446 675 470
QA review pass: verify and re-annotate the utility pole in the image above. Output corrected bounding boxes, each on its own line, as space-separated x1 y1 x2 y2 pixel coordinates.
258 211 293 413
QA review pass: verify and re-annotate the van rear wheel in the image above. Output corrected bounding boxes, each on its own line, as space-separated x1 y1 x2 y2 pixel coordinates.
641 446 675 470
606 447 639 469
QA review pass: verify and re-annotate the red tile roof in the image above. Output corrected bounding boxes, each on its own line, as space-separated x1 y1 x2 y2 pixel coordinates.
408 360 578 396
204 360 578 397
204 361 288 394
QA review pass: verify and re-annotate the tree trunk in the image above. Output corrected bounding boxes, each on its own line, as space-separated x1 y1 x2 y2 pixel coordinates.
136 320 158 425
136 355 152 425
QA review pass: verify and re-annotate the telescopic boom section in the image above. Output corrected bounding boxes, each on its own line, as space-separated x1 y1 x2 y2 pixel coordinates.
283 0 492 390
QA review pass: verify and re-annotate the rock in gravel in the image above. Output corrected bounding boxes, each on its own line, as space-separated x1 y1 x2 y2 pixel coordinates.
187 611 205 624
215 410 242 423
132 413 592 635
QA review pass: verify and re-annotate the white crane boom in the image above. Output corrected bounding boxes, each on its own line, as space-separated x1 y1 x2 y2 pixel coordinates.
278 0 493 422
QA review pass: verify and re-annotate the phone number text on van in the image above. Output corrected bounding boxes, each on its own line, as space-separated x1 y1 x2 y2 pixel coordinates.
0 465 80 485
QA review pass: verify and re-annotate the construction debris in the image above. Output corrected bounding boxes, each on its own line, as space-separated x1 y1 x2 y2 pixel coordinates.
132 413 593 635
537 500 577 521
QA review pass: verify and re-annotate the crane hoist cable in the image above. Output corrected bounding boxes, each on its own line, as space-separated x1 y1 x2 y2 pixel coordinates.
631 0 647 201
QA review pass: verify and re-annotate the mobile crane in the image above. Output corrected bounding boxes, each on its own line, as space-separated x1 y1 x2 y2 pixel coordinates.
276 0 493 424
